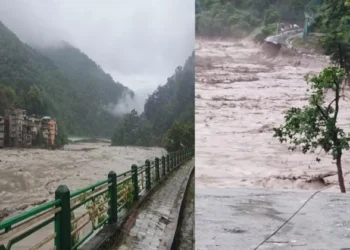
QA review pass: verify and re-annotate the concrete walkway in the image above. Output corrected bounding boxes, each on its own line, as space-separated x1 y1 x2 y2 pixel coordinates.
114 159 194 250
196 188 350 250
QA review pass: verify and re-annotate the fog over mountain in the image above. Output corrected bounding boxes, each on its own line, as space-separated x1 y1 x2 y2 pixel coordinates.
0 0 195 95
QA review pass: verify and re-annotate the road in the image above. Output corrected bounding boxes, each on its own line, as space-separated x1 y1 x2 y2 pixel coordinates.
195 188 350 250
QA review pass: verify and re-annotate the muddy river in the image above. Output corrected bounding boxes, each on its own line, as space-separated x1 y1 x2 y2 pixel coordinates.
0 143 165 249
195 38 350 192
0 143 164 219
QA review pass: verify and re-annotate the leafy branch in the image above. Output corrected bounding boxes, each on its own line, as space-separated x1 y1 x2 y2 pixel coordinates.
273 67 349 192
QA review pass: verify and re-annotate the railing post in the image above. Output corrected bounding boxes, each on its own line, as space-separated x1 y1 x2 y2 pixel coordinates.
177 152 179 166
170 154 173 170
161 156 166 177
145 160 151 190
108 171 117 224
166 155 170 173
131 164 139 201
155 157 160 182
55 185 71 250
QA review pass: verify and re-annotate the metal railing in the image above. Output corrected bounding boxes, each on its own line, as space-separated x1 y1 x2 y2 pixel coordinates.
0 148 194 250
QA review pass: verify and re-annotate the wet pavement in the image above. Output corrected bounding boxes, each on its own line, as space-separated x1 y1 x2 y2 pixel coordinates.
195 188 350 250
265 29 303 45
175 173 194 250
114 159 194 250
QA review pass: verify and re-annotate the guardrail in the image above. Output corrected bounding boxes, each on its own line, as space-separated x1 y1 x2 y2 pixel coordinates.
0 148 194 250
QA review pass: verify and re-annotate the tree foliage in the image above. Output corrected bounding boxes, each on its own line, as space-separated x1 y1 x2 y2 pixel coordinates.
38 43 132 137
111 110 154 147
111 53 194 152
164 122 195 152
313 0 350 79
196 0 308 38
273 67 348 193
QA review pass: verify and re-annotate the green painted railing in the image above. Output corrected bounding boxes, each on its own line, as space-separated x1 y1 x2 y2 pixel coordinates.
0 148 194 250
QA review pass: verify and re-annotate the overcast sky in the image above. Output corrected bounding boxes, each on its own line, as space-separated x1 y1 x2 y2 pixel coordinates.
0 0 195 91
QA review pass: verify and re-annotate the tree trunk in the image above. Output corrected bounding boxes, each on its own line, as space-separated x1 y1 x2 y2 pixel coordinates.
336 154 346 193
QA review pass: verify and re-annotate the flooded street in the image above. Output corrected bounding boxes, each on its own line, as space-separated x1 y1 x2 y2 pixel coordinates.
0 143 165 220
195 38 350 192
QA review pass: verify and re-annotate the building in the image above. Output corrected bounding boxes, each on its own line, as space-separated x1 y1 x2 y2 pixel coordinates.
1 109 57 148
4 108 26 147
42 116 57 146
0 116 4 148
27 115 42 144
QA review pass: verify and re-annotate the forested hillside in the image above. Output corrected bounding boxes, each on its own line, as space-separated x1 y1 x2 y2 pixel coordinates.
112 52 195 152
38 43 132 137
312 0 350 77
0 21 131 139
196 0 309 39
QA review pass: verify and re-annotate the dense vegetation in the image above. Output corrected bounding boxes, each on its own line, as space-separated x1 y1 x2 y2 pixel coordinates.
111 53 195 152
0 21 131 142
313 0 350 80
196 0 309 40
38 43 132 137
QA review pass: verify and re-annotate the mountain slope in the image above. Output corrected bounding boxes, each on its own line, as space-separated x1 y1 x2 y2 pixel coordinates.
112 52 195 151
0 21 131 137
38 43 133 137
0 21 75 127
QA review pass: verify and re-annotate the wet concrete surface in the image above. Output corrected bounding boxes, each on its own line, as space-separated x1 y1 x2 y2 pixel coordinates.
114 160 194 250
175 173 194 250
265 29 303 45
195 188 350 250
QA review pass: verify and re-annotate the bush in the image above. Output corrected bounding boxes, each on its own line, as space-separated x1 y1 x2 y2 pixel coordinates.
264 10 281 26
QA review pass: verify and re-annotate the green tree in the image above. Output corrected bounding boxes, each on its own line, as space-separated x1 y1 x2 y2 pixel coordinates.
196 0 309 38
111 53 194 150
54 121 68 149
26 85 46 115
273 67 349 193
164 121 194 152
112 109 142 146
0 85 17 115
0 20 131 138
314 0 350 82
264 9 281 26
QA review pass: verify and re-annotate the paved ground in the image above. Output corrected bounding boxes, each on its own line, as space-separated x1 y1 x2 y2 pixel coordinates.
196 188 350 250
114 159 194 250
175 174 194 250
265 29 303 45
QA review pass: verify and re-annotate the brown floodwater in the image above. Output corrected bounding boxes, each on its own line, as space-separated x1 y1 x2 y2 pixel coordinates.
0 143 164 249
195 38 350 192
